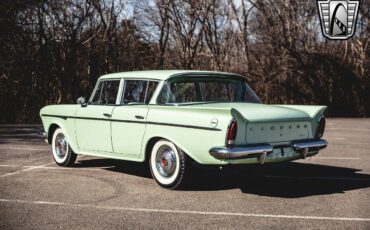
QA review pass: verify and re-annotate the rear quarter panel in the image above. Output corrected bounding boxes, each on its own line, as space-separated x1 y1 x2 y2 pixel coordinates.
142 105 232 164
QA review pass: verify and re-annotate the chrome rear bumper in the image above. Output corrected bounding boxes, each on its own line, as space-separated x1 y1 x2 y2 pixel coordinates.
292 139 328 151
209 139 328 163
209 145 273 160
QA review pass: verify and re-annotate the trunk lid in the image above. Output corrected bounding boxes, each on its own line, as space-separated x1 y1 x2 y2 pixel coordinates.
185 103 314 144
184 102 311 122
225 103 313 143
245 120 312 143
228 103 311 122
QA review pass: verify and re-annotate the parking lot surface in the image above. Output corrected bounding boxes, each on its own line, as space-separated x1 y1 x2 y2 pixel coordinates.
0 119 370 229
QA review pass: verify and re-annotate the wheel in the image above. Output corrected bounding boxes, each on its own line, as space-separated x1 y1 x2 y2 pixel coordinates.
51 128 77 167
149 139 188 189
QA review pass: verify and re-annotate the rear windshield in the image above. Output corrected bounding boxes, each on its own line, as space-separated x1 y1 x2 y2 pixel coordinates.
157 77 261 104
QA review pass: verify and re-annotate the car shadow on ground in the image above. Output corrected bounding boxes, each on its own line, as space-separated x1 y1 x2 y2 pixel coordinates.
189 163 370 198
4 125 370 198
74 158 152 178
75 158 370 198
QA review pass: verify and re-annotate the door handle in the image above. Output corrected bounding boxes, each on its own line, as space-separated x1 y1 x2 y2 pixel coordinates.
103 113 112 118
135 115 144 120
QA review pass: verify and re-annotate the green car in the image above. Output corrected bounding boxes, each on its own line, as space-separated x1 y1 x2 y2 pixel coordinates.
40 70 327 189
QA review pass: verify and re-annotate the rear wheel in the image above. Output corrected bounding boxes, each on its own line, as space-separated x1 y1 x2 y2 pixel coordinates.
149 139 188 189
51 128 77 167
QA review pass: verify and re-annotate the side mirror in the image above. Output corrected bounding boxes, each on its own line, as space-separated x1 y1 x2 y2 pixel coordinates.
77 97 87 107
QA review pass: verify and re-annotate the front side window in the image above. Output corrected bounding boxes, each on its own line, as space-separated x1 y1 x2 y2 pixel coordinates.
122 80 159 105
90 80 120 105
158 77 261 104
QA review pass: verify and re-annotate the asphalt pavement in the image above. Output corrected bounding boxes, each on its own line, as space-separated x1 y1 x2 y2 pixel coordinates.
0 119 370 229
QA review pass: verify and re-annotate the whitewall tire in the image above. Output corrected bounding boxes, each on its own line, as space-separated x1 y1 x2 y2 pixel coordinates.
149 139 188 189
51 128 77 167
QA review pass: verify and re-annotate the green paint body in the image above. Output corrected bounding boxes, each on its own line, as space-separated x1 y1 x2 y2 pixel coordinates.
40 71 327 165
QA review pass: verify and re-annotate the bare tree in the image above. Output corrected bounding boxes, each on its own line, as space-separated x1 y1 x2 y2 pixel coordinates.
168 0 204 68
0 0 369 122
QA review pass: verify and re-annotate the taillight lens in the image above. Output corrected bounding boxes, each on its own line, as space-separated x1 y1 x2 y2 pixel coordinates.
316 117 326 138
226 119 238 147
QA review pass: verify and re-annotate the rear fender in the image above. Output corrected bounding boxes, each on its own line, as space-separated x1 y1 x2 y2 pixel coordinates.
276 105 327 136
275 105 327 119
230 108 249 145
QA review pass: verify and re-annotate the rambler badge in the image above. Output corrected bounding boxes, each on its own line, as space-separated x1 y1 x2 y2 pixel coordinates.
317 0 360 39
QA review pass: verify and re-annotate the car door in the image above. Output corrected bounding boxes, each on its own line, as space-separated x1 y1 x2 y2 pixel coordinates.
111 80 158 155
75 79 121 153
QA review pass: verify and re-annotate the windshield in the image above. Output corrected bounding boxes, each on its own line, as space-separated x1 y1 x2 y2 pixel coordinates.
157 77 261 104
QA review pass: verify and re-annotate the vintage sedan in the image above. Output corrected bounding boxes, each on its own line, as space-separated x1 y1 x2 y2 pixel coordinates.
40 70 327 189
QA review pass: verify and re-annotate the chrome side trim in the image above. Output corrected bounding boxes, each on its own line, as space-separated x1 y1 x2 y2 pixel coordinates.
41 114 221 131
209 144 273 160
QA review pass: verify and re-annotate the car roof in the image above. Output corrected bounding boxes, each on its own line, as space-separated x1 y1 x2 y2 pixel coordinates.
99 70 241 81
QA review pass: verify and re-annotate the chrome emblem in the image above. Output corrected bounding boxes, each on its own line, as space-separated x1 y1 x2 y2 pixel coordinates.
317 0 360 40
210 118 218 128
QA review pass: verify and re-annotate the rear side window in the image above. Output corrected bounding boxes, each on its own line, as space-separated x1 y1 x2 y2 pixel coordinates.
158 82 197 104
200 82 229 102
122 80 158 105
157 77 261 104
90 80 120 105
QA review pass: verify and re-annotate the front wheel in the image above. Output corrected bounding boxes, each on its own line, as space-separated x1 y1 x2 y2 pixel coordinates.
149 140 188 189
51 128 77 167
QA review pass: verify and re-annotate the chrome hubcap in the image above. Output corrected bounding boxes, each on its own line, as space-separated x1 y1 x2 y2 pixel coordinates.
156 145 177 178
54 133 67 159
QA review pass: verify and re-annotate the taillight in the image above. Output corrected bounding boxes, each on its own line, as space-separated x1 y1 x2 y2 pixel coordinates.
316 116 326 138
226 119 238 147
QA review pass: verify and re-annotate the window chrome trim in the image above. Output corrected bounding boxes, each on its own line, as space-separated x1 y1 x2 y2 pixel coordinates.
116 79 125 105
155 74 261 105
120 78 160 105
88 78 122 105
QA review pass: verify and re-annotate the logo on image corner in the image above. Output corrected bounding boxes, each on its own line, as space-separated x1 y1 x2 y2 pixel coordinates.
317 0 360 40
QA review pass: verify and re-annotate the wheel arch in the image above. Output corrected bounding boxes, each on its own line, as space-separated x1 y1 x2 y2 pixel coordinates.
144 136 162 163
45 121 79 153
143 135 197 163
48 124 60 144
